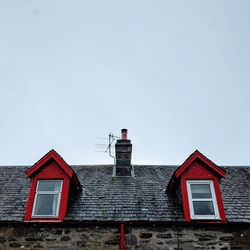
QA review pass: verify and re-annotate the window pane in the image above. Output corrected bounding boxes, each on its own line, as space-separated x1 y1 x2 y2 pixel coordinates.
193 201 215 215
191 184 212 198
38 180 61 192
33 194 59 216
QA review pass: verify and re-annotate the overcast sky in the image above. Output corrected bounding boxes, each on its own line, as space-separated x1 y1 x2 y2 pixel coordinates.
0 1 250 166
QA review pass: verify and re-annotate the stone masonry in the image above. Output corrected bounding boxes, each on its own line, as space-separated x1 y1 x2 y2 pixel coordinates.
0 223 249 250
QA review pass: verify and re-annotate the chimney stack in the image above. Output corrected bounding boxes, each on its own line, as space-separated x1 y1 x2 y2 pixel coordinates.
115 129 132 176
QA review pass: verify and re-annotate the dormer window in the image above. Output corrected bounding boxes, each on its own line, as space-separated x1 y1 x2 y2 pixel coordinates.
32 180 62 217
167 150 226 222
186 180 220 220
25 150 81 222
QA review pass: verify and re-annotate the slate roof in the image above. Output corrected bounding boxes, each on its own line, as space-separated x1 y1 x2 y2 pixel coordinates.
0 165 249 223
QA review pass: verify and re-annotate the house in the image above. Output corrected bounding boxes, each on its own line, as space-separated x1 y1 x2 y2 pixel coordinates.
0 129 249 250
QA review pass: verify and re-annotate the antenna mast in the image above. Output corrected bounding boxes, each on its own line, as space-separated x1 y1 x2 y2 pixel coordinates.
95 133 118 163
106 133 116 161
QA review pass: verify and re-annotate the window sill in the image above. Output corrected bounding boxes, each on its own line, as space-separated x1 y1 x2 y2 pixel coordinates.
25 217 62 222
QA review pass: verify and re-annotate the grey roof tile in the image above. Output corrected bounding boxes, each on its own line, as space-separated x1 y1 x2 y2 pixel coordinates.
0 165 249 222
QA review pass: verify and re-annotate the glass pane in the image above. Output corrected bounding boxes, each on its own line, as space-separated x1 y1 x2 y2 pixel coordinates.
38 180 61 192
193 201 215 215
191 184 212 198
33 194 59 216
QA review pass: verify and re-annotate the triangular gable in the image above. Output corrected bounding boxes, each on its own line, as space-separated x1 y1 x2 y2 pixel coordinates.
168 150 225 189
175 150 225 178
25 149 81 188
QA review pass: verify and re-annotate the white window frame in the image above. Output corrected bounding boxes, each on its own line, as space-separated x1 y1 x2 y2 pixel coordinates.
32 180 62 217
186 180 220 220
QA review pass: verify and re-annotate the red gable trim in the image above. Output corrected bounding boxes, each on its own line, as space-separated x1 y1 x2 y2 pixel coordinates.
175 150 225 179
25 149 81 188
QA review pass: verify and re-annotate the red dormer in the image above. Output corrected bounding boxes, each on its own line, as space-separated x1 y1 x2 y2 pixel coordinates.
168 150 226 222
24 150 81 222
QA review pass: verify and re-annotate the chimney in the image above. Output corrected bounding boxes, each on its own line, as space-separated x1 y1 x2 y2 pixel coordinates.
115 129 132 176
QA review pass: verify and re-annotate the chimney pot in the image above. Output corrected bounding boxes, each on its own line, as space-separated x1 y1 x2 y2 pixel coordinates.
121 129 128 140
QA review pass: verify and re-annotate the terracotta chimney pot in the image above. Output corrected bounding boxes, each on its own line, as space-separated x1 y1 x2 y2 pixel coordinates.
121 129 128 140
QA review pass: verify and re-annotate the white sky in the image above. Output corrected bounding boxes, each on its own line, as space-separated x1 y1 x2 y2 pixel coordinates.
0 1 250 166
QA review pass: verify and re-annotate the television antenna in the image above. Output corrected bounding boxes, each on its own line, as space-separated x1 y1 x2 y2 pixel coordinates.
96 133 119 162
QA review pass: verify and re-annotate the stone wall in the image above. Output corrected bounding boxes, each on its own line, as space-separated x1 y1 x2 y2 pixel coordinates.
0 223 249 250
126 224 250 250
